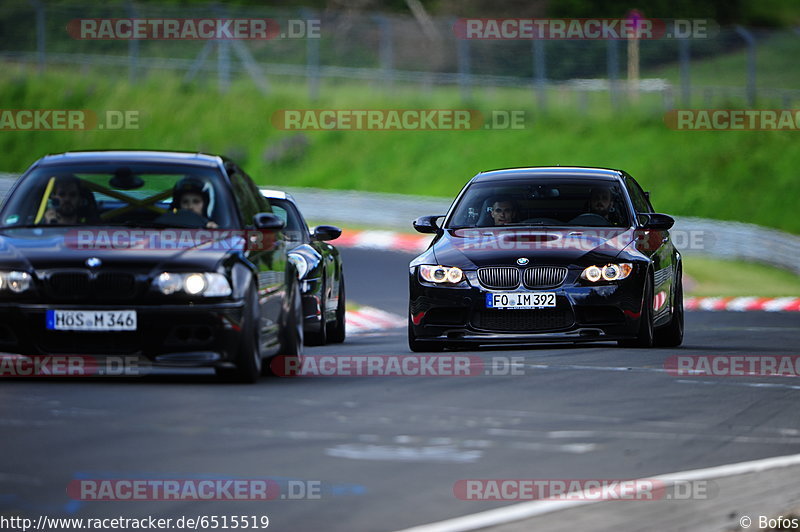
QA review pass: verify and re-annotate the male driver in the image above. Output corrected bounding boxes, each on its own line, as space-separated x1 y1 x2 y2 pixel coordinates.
490 198 517 226
44 176 83 224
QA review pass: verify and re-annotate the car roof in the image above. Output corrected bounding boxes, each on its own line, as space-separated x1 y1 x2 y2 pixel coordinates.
36 150 224 169
472 166 624 183
260 189 296 203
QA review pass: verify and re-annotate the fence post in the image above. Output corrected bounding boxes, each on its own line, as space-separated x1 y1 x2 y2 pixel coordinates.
31 0 46 73
734 26 757 107
305 9 320 101
678 37 690 106
375 14 394 88
456 20 471 101
606 38 619 109
127 1 139 84
532 38 546 110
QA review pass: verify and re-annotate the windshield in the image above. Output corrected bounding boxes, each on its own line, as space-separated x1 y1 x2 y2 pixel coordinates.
0 163 238 229
446 178 631 229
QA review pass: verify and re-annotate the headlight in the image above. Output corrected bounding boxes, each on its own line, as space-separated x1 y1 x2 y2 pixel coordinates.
154 272 231 297
0 271 32 293
288 253 311 279
419 265 464 284
581 263 633 282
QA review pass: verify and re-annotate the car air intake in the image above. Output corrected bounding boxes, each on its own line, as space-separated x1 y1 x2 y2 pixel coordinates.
523 267 568 289
477 267 520 289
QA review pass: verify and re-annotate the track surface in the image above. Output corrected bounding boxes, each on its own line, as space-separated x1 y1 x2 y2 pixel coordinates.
2 248 800 531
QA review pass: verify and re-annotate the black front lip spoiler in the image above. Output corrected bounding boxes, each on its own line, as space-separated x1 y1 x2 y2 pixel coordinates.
415 327 632 344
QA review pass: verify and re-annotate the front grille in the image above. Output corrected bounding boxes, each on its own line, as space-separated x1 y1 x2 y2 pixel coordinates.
477 267 520 289
46 271 139 300
523 267 568 289
472 308 575 332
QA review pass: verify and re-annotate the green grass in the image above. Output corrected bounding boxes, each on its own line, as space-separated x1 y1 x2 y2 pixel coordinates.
684 256 800 297
1 53 798 235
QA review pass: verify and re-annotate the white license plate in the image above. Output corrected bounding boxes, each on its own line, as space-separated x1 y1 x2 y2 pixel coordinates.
486 292 556 309
46 310 137 331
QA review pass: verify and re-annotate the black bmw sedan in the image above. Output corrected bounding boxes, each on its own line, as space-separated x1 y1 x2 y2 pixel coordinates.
409 166 683 351
261 189 346 346
0 150 304 382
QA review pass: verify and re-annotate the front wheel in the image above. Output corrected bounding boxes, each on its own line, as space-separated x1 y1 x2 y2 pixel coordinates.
326 273 346 344
265 279 304 376
216 284 261 383
618 275 654 348
654 267 684 347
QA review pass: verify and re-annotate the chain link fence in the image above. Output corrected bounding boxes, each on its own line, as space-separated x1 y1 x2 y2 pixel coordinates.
1 3 798 107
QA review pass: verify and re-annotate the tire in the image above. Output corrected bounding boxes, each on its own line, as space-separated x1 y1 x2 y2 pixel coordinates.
305 276 327 346
618 274 654 348
266 279 304 376
326 273 346 344
408 318 445 352
654 267 684 347
216 284 261 383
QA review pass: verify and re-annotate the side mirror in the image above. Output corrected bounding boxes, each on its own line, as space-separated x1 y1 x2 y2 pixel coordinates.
311 225 342 242
253 212 285 230
640 213 674 230
413 215 445 234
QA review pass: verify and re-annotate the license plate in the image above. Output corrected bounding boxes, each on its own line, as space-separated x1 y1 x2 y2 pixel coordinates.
486 292 556 309
46 310 137 331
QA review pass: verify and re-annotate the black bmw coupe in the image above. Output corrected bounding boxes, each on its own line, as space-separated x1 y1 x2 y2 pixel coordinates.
408 166 683 351
261 189 346 346
0 150 304 382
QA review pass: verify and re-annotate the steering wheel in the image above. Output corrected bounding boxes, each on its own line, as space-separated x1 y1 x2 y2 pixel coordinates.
569 213 612 226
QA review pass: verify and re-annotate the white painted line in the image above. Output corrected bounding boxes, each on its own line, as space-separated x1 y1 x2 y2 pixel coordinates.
394 452 800 532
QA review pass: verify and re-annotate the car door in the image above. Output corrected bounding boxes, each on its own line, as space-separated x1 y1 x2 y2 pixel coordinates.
226 163 286 342
625 173 675 325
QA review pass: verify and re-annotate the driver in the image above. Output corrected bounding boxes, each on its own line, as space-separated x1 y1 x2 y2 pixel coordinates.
588 187 622 225
490 197 517 226
43 176 96 225
171 177 218 228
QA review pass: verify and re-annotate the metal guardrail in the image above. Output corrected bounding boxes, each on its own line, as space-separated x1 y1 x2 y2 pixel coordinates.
2 174 799 274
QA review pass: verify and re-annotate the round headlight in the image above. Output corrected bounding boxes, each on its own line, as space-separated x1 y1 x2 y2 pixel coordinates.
433 268 446 282
602 264 620 281
7 272 31 293
184 273 207 295
584 265 602 282
446 267 463 283
157 272 182 295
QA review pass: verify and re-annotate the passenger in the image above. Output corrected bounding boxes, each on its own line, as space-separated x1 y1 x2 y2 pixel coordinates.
171 177 218 228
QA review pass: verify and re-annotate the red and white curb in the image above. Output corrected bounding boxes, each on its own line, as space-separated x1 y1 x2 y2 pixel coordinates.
685 296 800 312
346 306 406 334
336 230 430 253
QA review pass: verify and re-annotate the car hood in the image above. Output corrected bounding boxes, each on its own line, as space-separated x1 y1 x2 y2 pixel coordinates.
432 227 634 268
0 228 250 272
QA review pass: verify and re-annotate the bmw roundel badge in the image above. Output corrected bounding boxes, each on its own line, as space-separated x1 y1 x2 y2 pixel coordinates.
516 257 530 266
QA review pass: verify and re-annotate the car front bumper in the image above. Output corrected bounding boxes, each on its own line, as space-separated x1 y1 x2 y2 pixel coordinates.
0 301 247 365
409 272 646 345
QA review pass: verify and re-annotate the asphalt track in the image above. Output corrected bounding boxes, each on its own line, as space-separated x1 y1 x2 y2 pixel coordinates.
2 247 800 531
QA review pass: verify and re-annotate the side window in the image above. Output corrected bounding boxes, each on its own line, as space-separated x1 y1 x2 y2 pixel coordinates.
227 164 269 225
625 176 653 214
